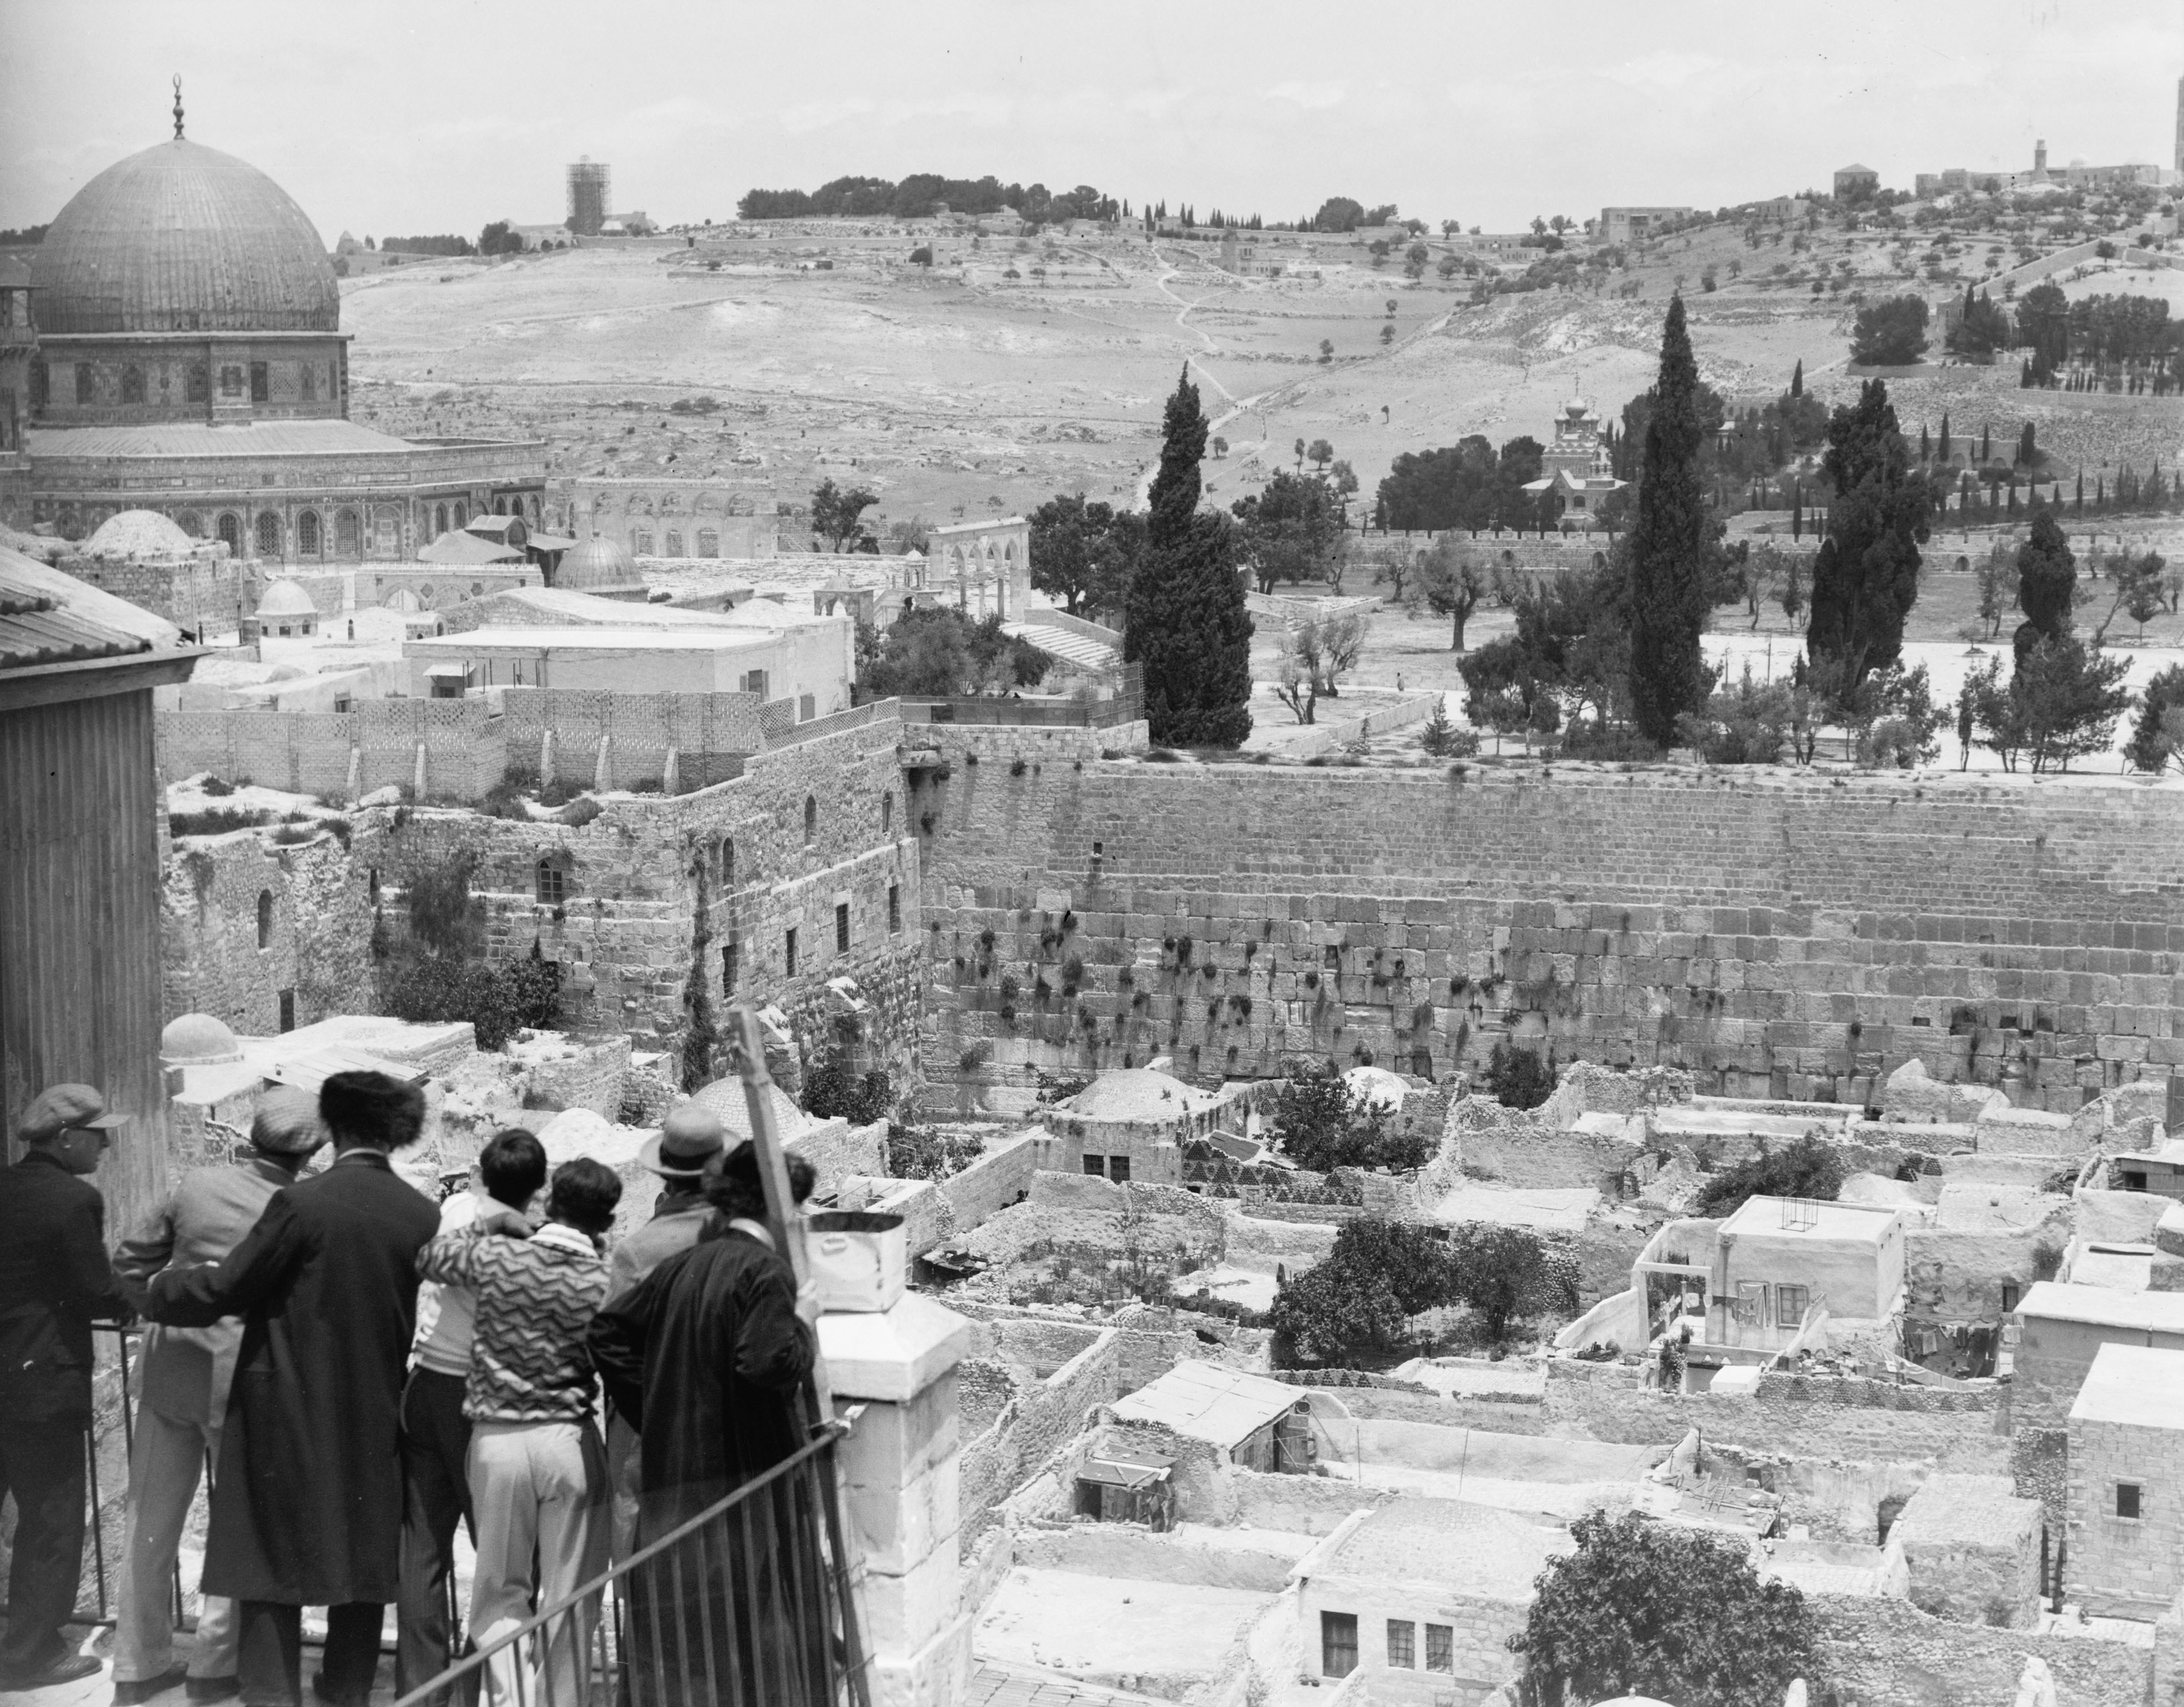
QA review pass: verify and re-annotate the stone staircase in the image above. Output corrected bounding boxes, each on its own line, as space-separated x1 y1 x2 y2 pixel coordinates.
1001 621 1119 671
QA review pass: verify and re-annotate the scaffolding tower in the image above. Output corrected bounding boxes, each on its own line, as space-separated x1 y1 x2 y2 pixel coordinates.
566 159 610 237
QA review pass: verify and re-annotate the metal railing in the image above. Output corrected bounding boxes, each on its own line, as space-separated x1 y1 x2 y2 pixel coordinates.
392 1425 869 1707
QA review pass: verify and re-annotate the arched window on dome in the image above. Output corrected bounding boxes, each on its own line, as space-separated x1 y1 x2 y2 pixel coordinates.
255 513 282 558
494 499 506 515
257 890 274 950
298 511 322 556
435 503 448 538
217 514 242 554
121 366 145 405
335 510 360 556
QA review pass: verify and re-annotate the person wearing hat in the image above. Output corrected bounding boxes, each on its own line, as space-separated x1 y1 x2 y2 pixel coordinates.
0 1084 128 1690
600 1103 725 1556
148 1070 439 1707
108 1087 327 1705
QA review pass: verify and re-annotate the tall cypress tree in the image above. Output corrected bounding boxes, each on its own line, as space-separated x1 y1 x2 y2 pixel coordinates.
1626 296 1713 745
1790 358 1803 399
1937 411 1951 466
1124 365 1253 747
1804 378 1932 698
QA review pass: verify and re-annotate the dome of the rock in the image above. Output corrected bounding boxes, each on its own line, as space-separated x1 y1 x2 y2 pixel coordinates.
32 138 341 337
85 509 194 559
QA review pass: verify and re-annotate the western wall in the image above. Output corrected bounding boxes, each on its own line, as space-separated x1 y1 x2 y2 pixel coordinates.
917 736 2184 1110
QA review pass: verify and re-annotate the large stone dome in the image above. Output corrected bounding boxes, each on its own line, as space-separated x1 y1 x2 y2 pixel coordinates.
32 138 341 335
85 509 194 560
161 1012 241 1065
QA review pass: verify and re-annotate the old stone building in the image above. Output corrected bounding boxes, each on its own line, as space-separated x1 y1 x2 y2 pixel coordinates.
0 97 545 568
556 478 778 562
2065 1342 2184 1618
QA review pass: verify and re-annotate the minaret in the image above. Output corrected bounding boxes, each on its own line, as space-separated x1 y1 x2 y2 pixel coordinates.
2175 74 2183 176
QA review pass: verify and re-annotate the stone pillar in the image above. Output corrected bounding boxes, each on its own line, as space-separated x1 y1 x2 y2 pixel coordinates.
346 745 362 802
819 1294 975 1707
540 728 556 787
413 741 428 800
662 746 679 796
593 733 612 795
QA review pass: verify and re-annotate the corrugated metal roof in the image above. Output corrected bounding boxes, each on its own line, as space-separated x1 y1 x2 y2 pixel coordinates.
1108 1361 1297 1449
0 557 153 669
25 419 419 459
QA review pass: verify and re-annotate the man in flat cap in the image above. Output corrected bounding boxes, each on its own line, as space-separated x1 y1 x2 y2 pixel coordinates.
110 1087 327 1705
150 1070 438 1707
0 1084 128 1689
601 1102 724 1555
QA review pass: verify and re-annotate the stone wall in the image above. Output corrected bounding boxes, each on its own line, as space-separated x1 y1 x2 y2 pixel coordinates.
920 760 2184 1099
161 826 374 1034
1541 1359 2009 1471
159 700 506 801
364 709 925 1085
956 1327 1120 1538
2067 1413 2184 1618
1810 1592 2148 1707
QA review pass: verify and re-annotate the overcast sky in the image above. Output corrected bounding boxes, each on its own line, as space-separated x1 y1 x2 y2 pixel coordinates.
5 0 2182 239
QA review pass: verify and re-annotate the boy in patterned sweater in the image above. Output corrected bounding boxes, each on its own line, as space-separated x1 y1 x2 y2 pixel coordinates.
416 1157 623 1706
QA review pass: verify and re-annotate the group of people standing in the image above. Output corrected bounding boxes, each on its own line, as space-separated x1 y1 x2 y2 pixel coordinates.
0 1076 822 1707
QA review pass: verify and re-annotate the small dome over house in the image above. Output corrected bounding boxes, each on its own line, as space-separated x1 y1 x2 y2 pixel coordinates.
161 1012 243 1065
1058 1067 1222 1122
256 578 317 622
687 1076 816 1144
86 509 194 560
558 534 644 594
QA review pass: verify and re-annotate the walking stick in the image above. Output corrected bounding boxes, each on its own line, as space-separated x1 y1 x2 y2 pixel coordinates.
724 1003 872 1707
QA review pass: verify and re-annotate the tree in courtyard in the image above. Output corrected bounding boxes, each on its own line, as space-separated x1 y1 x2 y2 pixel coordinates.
857 607 1049 698
1028 493 1139 617
1447 1223 1577 1343
1231 470 1345 594
1124 365 1254 747
1411 537 1490 650
1272 614 1367 724
1626 295 1715 744
2126 664 2184 772
1268 1217 1455 1367
810 478 880 552
1509 1510 1819 1707
1804 378 1932 700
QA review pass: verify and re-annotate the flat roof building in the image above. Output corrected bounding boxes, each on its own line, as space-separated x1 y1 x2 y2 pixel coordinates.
2066 1343 2184 1618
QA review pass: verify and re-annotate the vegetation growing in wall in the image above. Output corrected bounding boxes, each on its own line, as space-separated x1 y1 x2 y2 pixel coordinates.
377 851 562 1051
1509 1509 1818 1707
804 1048 893 1125
884 1124 985 1181
1484 1039 1557 1110
1689 1135 1845 1219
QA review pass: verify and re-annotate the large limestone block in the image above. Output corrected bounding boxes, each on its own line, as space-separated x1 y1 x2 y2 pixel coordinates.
1881 1058 2007 1126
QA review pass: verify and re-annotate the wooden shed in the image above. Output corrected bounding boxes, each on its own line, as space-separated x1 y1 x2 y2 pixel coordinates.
1 545 200 1232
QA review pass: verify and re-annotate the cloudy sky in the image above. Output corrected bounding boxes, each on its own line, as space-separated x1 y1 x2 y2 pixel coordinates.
4 0 2181 239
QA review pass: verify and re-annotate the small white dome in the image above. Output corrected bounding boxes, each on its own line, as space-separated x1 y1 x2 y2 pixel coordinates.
86 509 193 560
162 1012 242 1065
256 578 318 620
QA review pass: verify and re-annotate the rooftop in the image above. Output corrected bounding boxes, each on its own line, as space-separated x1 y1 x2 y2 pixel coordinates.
1317 1497 1566 1593
26 419 422 459
1888 1474 2041 1545
1108 1361 1297 1450
2017 1281 2184 1334
405 626 777 656
1058 1068 1227 1124
2072 1342 2184 1430
1717 1195 1900 1244
0 545 181 671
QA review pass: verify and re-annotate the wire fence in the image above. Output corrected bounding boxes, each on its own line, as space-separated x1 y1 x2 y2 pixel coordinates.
392 1426 869 1707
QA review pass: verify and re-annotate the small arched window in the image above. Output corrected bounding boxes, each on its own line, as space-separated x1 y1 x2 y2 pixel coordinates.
217 513 242 554
720 837 735 886
537 859 567 906
435 503 448 538
255 512 282 557
453 501 468 529
298 511 322 555
881 792 893 834
803 795 817 844
256 890 274 949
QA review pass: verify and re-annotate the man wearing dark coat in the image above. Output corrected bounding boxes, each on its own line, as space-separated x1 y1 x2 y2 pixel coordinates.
0 1084 128 1689
587 1143 820 1706
149 1071 439 1707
